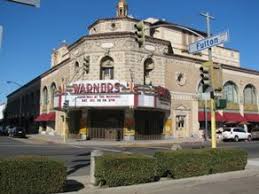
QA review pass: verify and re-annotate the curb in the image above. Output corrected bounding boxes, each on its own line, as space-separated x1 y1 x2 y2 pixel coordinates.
60 168 259 194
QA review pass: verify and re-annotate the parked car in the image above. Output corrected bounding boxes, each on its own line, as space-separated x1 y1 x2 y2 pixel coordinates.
251 127 259 140
0 126 8 136
222 127 252 142
12 127 26 138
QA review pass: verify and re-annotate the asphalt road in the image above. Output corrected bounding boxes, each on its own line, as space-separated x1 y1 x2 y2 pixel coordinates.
1 136 259 177
0 136 92 176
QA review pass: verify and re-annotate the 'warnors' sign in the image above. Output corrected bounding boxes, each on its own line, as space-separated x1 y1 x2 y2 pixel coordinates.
66 80 127 94
188 31 229 54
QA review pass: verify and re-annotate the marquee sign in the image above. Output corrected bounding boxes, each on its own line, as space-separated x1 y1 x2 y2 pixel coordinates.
54 80 171 111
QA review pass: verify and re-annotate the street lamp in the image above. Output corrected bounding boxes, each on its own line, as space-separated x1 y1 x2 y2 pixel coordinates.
8 0 40 8
6 81 22 127
6 80 22 87
0 0 40 49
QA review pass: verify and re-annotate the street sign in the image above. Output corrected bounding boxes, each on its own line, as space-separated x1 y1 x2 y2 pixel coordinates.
188 31 229 54
0 25 3 48
8 0 40 7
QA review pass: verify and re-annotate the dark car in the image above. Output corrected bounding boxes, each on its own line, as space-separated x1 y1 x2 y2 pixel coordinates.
12 127 26 138
0 126 8 136
251 127 259 140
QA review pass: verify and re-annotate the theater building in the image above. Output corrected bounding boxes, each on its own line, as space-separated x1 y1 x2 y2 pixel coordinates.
6 0 259 140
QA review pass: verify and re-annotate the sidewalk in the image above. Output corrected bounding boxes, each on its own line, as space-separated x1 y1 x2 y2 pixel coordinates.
26 134 204 147
61 165 259 194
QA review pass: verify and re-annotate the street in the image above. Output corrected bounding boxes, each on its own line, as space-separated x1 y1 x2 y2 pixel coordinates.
1 136 259 177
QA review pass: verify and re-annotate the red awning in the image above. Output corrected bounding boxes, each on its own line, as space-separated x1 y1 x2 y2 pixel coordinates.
198 111 224 122
244 114 259 122
35 112 56 122
223 112 246 123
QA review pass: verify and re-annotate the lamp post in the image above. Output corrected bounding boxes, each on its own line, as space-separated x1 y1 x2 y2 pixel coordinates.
6 81 22 127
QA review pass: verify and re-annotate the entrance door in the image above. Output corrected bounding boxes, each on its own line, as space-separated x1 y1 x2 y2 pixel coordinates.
89 110 124 140
135 110 164 140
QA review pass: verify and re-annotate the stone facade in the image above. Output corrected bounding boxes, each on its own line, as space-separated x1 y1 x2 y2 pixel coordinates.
6 0 259 140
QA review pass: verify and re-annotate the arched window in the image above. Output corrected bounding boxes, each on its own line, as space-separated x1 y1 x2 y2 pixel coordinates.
223 81 238 103
74 61 79 74
50 83 57 106
243 84 256 104
100 56 114 80
144 58 154 85
42 87 48 105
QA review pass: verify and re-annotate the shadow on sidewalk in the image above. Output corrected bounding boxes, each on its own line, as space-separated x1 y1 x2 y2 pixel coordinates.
63 179 85 192
67 152 91 176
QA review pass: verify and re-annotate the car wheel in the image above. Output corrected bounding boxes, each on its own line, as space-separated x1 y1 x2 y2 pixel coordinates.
234 136 239 142
248 135 252 142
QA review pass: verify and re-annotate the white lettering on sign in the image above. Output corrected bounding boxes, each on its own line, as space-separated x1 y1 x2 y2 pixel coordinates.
66 80 128 95
188 31 229 54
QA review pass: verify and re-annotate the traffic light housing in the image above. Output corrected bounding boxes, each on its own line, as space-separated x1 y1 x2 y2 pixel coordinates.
134 21 145 47
216 98 227 110
200 61 211 88
211 63 223 93
63 100 69 111
83 56 90 74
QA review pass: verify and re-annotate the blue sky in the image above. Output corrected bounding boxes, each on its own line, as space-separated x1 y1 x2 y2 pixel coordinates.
0 0 259 102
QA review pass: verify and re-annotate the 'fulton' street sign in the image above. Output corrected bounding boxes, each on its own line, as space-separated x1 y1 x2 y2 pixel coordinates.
188 31 229 54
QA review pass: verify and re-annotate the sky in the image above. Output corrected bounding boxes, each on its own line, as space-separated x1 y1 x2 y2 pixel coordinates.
0 0 259 103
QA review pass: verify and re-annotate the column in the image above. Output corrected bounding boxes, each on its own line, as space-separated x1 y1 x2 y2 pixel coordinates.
163 112 173 139
123 108 135 141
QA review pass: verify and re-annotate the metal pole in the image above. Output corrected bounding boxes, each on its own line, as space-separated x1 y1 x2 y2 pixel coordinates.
204 99 208 141
201 12 217 148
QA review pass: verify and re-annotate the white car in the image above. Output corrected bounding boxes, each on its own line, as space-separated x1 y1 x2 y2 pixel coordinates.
222 127 252 142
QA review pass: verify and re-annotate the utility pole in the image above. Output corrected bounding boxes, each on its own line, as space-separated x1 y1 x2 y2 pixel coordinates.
200 12 217 148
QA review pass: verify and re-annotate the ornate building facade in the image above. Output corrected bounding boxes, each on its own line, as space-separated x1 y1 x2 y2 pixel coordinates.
6 0 259 140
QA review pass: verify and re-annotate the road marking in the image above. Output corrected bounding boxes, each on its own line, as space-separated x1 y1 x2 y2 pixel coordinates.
248 159 259 167
147 146 170 150
90 146 132 154
69 145 85 149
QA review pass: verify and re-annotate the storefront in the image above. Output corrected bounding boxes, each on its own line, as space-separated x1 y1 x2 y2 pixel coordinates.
54 80 171 140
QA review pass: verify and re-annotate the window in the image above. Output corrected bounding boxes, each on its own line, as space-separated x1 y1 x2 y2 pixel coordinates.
223 81 238 103
144 58 154 85
176 115 185 130
50 83 56 106
42 87 48 105
100 56 114 80
243 84 256 105
74 61 79 74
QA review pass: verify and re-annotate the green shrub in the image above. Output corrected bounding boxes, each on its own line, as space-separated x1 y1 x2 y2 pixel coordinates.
154 148 247 179
95 153 158 187
209 148 247 173
154 149 211 179
0 156 67 194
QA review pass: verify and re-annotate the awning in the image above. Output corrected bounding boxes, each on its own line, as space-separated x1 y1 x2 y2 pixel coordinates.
198 111 224 122
35 112 56 122
244 113 259 122
223 112 246 123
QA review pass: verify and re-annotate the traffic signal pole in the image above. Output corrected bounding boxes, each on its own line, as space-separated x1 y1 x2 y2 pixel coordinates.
201 12 217 148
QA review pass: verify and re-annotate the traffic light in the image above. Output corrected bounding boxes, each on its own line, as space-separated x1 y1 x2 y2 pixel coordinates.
83 56 90 74
134 21 145 47
200 61 211 88
216 98 227 109
211 63 223 93
63 100 69 111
